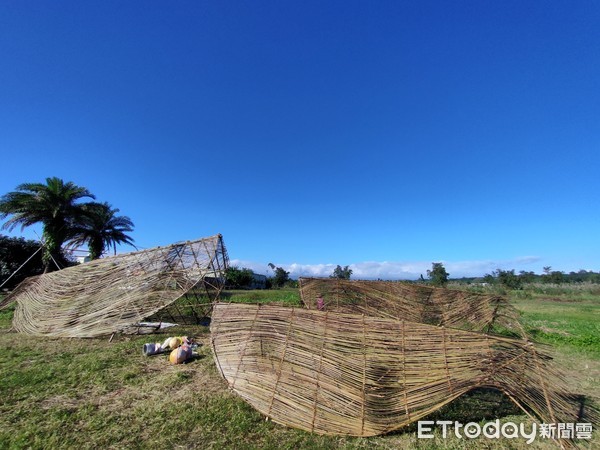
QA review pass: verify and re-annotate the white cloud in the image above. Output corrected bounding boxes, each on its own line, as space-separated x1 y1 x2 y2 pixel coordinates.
229 256 542 280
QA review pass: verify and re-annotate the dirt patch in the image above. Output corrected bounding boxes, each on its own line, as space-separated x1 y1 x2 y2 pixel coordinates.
40 394 83 411
538 325 571 336
539 296 579 303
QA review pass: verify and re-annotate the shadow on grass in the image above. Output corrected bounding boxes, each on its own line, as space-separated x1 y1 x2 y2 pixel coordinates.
396 388 522 435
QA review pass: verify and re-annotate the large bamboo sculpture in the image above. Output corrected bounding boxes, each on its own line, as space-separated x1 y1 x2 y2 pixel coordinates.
212 284 595 447
2 234 228 337
298 277 522 336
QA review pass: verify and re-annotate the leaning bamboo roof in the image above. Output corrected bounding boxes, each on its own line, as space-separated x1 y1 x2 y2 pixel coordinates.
3 234 228 337
299 277 521 336
211 302 592 447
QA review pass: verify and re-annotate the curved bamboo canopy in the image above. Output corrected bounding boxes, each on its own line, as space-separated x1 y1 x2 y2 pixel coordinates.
211 302 593 446
299 277 522 336
2 234 228 337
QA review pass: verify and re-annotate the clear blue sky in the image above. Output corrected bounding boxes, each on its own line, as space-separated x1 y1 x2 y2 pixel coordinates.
1 1 599 279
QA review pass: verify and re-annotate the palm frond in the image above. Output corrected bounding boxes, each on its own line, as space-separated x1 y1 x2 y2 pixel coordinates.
65 201 135 259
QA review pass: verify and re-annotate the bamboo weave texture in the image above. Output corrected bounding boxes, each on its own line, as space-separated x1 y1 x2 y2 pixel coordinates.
3 234 228 337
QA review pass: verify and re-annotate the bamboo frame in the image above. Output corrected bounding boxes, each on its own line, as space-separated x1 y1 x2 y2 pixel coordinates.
211 300 596 447
298 277 522 336
3 234 229 337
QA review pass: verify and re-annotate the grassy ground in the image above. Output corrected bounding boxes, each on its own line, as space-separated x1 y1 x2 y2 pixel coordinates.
0 287 598 449
512 292 600 356
509 289 600 407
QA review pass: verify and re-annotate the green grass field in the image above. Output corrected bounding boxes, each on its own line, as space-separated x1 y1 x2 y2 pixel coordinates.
0 286 598 449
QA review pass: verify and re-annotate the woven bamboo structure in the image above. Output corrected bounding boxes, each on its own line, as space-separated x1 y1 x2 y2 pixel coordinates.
299 277 522 336
211 302 594 446
2 234 228 337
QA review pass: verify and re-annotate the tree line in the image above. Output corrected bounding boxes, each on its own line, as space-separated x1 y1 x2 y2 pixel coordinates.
225 264 293 289
476 267 600 289
225 264 354 290
226 261 600 291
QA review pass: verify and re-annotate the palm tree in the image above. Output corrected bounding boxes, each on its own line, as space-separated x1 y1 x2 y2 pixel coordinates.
68 202 135 260
0 177 95 272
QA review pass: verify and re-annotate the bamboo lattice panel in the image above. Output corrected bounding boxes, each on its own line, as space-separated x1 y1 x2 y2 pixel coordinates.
211 303 590 446
4 234 228 337
299 277 521 336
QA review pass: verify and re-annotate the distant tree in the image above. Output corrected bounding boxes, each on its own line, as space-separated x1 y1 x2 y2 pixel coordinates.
568 270 585 283
285 279 299 288
518 271 536 283
271 266 290 288
482 273 496 285
570 270 600 283
0 177 95 272
427 262 449 287
539 265 565 284
0 235 45 290
495 269 522 290
546 270 566 284
330 265 352 279
67 202 135 260
225 266 254 289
